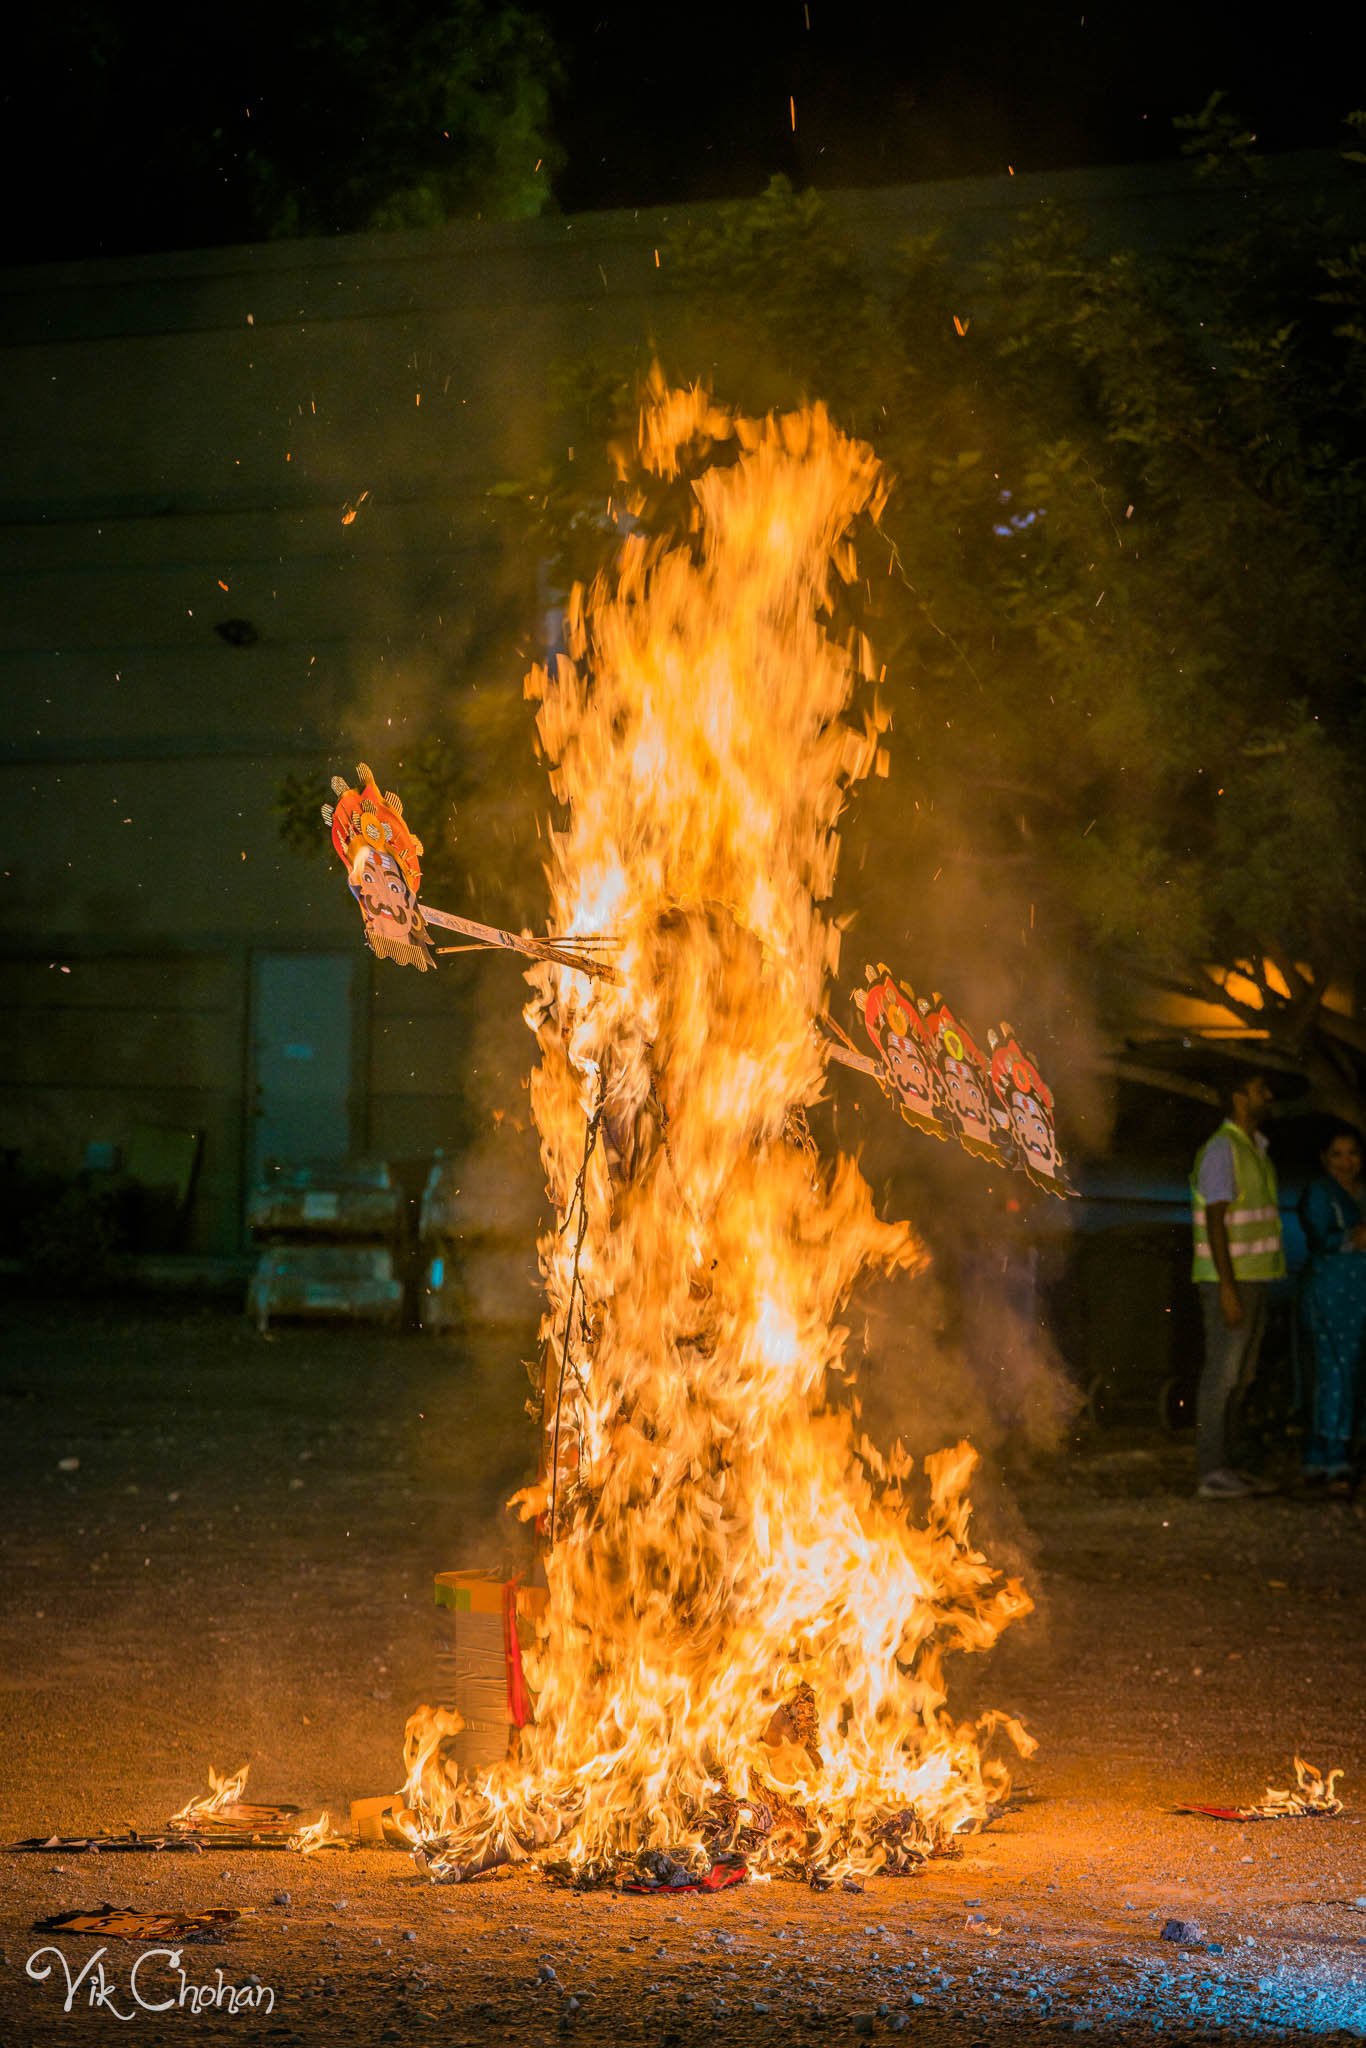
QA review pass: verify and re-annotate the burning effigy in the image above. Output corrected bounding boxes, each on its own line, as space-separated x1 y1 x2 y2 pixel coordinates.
327 377 1040 1890
322 793 1069 1196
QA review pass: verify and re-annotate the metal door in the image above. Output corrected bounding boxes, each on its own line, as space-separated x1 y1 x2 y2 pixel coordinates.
248 951 357 1195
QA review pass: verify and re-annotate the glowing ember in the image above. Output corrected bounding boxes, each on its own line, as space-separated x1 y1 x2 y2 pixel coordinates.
404 374 1033 1886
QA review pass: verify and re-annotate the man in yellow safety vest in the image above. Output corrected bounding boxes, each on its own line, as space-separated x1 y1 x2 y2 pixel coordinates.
1190 1070 1285 1498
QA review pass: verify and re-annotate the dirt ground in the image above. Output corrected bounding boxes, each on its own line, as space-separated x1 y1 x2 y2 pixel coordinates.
1 1297 1364 2047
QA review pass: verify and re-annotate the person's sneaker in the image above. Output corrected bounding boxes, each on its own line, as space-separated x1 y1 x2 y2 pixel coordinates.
1197 1467 1254 1499
1234 1469 1279 1497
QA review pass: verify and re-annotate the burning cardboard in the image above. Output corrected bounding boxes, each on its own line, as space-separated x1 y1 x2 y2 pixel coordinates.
169 1766 304 1846
620 1853 748 1895
5 1762 346 1858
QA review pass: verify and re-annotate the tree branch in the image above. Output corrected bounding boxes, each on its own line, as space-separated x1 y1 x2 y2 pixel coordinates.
964 777 1070 812
1315 1005 1366 1060
1102 1056 1219 1106
1262 939 1312 1004
1200 964 1286 1030
943 848 1038 870
1125 958 1269 1030
1243 954 1274 1005
1261 942 1329 1050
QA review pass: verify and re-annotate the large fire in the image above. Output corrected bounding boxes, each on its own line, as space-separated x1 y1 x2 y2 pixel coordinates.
404 375 1033 1886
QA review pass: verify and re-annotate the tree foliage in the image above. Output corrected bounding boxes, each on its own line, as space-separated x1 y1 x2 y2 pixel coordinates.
275 109 1366 1127
12 1 560 257
515 117 1366 1123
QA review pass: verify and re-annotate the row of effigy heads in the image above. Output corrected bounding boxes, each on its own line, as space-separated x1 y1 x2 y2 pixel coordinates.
857 967 1068 1197
317 768 1069 1197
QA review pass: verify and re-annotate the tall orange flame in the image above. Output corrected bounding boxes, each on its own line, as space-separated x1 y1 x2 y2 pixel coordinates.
406 375 1032 1884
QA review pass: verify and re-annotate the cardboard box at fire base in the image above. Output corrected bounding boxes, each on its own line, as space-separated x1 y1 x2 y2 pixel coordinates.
433 1571 549 1776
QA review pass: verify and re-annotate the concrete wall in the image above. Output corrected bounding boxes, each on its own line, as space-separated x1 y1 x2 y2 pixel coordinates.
1 152 1349 1256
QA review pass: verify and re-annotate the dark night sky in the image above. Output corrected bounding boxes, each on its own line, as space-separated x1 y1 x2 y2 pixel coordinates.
3 0 1356 263
547 1 1351 208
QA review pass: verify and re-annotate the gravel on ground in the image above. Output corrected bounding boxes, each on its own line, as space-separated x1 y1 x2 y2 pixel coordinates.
2 1299 1364 2045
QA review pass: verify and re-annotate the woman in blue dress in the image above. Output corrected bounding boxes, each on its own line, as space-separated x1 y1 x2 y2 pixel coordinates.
1299 1126 1366 1492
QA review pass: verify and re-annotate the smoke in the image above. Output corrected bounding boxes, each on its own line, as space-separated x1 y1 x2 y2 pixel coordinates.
850 1250 1077 1474
316 321 1110 1509
785 714 1110 1518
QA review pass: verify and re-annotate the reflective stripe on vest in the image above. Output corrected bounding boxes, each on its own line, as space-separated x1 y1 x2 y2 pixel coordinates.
1191 1122 1286 1282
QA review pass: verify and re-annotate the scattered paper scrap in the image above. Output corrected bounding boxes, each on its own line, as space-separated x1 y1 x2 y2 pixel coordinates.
621 1855 748 1896
168 1761 342 1849
32 1906 249 1942
1177 1756 1344 1822
5 1763 345 1858
6 1832 208 1855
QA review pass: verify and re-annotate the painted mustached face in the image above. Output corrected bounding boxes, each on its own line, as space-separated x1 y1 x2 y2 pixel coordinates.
356 849 416 939
1009 1085 1055 1167
945 1058 989 1135
885 1031 931 1106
